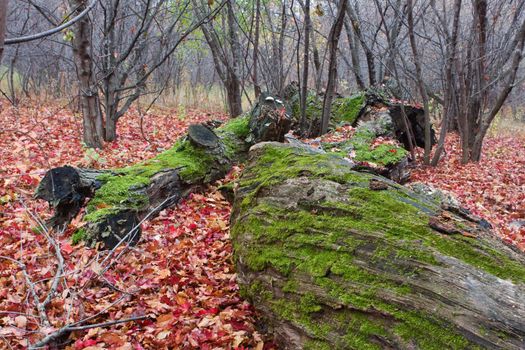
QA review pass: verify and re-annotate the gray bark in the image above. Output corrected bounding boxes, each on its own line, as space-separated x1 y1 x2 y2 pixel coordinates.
69 0 105 149
320 0 348 135
0 0 8 63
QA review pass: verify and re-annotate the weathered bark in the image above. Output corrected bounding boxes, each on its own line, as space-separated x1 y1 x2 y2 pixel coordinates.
36 95 291 249
232 142 525 350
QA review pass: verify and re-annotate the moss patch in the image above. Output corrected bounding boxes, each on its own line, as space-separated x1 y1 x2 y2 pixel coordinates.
72 228 87 245
289 91 365 132
84 117 249 227
324 127 408 167
332 93 365 124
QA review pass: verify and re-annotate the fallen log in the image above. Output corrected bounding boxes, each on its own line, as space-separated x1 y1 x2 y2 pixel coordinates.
281 82 436 149
231 142 525 350
35 95 292 248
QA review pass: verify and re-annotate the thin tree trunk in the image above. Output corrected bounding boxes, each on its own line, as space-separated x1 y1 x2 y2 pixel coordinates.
431 0 462 166
407 0 431 165
0 0 7 64
346 3 376 86
300 0 312 131
8 45 18 105
277 2 287 94
252 0 261 98
320 0 348 135
310 29 322 92
226 0 243 117
69 0 104 149
344 18 365 89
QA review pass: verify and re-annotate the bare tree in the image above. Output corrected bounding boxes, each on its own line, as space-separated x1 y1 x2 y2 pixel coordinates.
195 0 243 117
0 0 6 63
252 0 262 98
69 0 104 148
321 0 348 135
407 0 431 164
346 2 377 86
431 0 462 166
454 0 525 162
299 0 312 130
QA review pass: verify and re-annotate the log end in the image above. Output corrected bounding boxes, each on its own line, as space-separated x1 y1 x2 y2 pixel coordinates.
188 124 220 149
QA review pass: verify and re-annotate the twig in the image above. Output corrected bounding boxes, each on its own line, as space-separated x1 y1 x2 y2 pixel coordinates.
29 316 148 349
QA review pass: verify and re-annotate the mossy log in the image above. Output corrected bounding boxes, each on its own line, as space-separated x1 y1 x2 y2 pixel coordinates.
283 82 366 137
361 88 436 149
231 142 525 350
36 95 292 248
281 83 436 150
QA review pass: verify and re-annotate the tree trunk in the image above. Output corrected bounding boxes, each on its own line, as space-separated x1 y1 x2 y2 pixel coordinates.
320 0 348 135
347 4 376 86
36 95 292 249
232 142 525 350
69 0 104 149
299 0 312 132
431 0 462 166
0 0 6 64
226 0 243 117
407 0 431 165
105 114 118 142
252 0 261 98
343 18 365 90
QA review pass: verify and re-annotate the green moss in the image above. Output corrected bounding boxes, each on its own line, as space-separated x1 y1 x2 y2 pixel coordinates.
72 228 87 245
354 143 407 166
282 280 299 293
218 114 250 138
299 292 323 313
270 297 331 338
304 340 331 350
236 145 525 284
233 143 525 349
323 127 407 167
392 310 476 350
83 207 121 223
290 91 323 123
289 91 365 128
83 116 249 226
333 93 365 124
31 226 45 234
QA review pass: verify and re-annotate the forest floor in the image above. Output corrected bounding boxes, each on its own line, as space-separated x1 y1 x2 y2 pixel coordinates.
0 100 524 349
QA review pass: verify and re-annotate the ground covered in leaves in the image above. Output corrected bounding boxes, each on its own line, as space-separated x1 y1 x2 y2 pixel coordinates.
411 133 525 250
0 100 524 349
0 101 270 349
